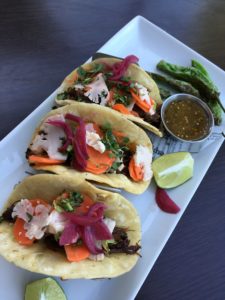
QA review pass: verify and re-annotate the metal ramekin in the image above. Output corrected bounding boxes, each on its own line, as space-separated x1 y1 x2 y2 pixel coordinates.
161 93 214 143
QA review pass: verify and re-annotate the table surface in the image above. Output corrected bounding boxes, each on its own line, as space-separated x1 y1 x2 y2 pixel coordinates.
1 1 225 299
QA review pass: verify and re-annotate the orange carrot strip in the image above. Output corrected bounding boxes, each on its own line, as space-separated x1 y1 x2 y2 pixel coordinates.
92 123 104 138
75 195 94 214
130 90 151 113
112 130 126 138
13 218 34 246
112 130 128 145
129 157 144 182
28 155 65 165
112 102 139 117
65 71 78 85
85 164 110 174
64 244 90 262
112 103 133 115
85 146 115 174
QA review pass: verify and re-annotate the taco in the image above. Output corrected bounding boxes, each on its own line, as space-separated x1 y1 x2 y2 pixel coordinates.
26 102 153 194
55 55 163 137
0 174 141 279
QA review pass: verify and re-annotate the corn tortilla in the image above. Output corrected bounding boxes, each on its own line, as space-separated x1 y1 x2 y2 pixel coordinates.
0 174 141 279
56 57 163 137
27 102 153 194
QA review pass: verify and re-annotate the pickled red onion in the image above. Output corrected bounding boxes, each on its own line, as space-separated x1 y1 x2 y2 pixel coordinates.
82 226 103 254
64 202 106 225
110 55 139 80
46 120 74 152
65 113 83 125
61 202 111 254
87 202 107 217
65 113 89 170
59 222 80 246
63 213 102 226
91 220 112 240
46 116 88 170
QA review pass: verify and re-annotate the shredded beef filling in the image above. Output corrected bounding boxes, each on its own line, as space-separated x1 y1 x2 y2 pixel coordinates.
43 235 65 253
133 104 162 128
108 227 141 255
60 86 162 129
0 202 17 223
118 149 132 176
60 87 93 104
25 148 33 159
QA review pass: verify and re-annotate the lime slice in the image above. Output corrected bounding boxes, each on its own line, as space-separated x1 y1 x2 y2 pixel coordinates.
25 277 67 300
152 152 194 188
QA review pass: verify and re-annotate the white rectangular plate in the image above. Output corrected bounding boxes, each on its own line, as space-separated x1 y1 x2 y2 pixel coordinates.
0 15 224 300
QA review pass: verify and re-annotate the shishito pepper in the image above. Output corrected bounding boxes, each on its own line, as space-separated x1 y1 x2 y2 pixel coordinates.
157 59 224 125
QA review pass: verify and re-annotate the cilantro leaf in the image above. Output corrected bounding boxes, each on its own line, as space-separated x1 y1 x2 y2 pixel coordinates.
114 93 131 106
110 162 122 171
77 66 87 79
57 92 68 100
83 77 92 84
101 122 112 131
101 127 128 164
122 137 130 144
102 129 120 156
89 63 104 74
54 232 61 241
54 192 84 212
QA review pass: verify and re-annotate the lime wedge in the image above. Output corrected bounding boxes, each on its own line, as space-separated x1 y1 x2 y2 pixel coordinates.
25 277 67 300
152 152 194 188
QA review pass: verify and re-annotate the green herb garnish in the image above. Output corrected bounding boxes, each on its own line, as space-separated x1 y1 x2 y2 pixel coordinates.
77 64 103 81
114 93 131 106
54 192 84 212
108 80 131 92
121 76 131 82
104 71 113 79
54 232 61 241
102 129 120 157
82 77 92 84
102 239 115 253
110 162 122 171
101 123 129 162
77 66 87 79
109 152 115 158
102 122 112 131
64 144 73 161
57 92 68 100
122 137 130 144
89 63 104 74
101 126 129 168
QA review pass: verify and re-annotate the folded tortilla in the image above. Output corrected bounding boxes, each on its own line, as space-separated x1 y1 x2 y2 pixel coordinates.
0 174 141 279
56 57 163 137
27 102 153 194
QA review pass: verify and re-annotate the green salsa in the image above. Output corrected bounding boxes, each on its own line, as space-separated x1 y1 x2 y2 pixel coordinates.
164 99 210 141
